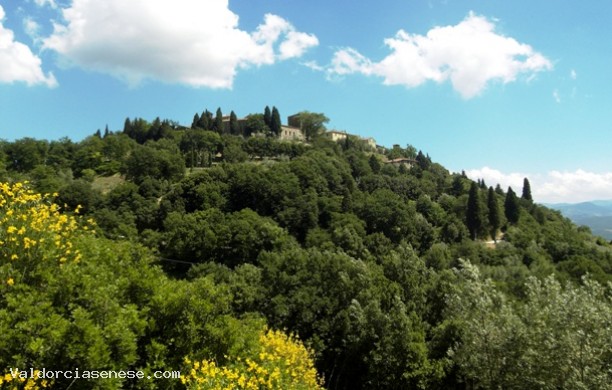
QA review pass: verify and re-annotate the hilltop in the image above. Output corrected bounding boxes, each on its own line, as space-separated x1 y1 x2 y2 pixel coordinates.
1 106 611 389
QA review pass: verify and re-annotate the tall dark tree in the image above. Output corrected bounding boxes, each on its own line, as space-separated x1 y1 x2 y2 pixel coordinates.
487 186 501 242
199 109 213 130
522 177 533 202
264 106 272 128
123 117 132 134
191 113 200 129
214 108 223 134
466 182 485 240
495 183 504 196
416 150 431 170
504 186 520 224
271 106 282 137
229 111 240 136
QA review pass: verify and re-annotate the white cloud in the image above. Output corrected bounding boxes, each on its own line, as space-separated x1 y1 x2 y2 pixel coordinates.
23 17 40 39
302 60 325 72
465 167 527 192
466 167 612 203
0 6 57 87
43 0 318 88
279 30 319 60
553 89 561 103
329 12 552 98
330 48 373 76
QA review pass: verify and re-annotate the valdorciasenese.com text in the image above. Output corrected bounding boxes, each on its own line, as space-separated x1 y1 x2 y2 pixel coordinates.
7 368 181 380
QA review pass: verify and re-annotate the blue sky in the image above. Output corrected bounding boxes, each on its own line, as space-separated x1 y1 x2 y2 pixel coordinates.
1 0 611 203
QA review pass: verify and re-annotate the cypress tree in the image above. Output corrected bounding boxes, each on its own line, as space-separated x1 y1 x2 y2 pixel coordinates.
123 117 132 134
229 111 240 136
522 177 533 202
487 186 501 242
271 107 282 137
191 113 200 129
264 106 272 128
214 107 223 134
416 150 430 170
466 182 485 240
199 109 213 130
505 187 520 224
495 183 504 196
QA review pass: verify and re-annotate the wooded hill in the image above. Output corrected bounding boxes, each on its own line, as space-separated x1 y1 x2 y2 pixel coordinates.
1 107 610 389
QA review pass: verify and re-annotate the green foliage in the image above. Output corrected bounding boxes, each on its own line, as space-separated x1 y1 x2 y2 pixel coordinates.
522 177 533 202
271 106 282 137
292 111 329 141
124 142 185 184
466 182 486 240
504 186 521 224
446 261 612 389
487 186 501 241
2 107 612 390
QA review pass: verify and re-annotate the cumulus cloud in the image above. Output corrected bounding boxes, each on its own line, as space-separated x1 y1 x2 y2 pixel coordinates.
329 12 552 98
0 6 57 87
43 0 318 88
466 167 612 203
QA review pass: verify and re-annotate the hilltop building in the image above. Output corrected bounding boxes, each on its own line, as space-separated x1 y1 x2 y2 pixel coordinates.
385 158 417 169
215 112 375 147
279 125 305 141
326 130 349 142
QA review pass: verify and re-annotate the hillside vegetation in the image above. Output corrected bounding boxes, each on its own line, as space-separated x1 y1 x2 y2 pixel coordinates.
1 107 611 389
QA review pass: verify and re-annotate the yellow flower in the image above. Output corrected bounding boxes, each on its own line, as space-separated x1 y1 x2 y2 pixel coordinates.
6 278 14 286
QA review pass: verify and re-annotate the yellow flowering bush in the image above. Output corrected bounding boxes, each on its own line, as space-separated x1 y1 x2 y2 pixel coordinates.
0 182 93 287
0 371 49 390
182 327 324 390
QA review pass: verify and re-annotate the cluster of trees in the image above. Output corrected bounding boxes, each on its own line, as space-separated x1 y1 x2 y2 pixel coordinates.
1 109 611 389
464 178 528 241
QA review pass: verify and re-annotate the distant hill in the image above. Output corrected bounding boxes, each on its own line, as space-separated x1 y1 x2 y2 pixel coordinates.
546 200 612 239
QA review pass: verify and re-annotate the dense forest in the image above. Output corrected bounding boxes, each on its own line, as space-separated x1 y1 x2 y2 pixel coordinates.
1 106 611 389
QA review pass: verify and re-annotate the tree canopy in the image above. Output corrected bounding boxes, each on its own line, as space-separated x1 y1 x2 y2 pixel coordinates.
1 106 611 389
